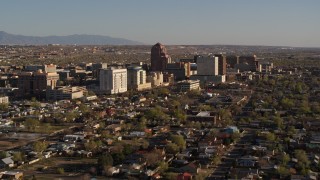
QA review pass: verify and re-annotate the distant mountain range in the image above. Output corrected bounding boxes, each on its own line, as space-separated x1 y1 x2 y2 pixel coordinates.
0 31 143 45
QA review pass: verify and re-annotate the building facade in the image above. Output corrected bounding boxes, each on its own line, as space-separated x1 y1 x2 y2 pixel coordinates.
147 72 164 87
100 68 127 94
150 43 171 72
46 86 87 100
196 56 219 75
127 66 151 91
215 54 227 75
177 80 200 92
0 96 9 104
18 70 59 98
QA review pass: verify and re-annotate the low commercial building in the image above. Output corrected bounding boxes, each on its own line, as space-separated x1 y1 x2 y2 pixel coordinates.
147 72 164 87
177 80 200 92
0 96 9 104
46 86 87 100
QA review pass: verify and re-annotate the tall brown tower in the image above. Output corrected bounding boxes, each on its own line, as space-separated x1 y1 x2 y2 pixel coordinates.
151 43 171 72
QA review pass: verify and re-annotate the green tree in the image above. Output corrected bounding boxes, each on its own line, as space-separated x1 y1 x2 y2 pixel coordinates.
145 106 169 121
211 155 221 166
0 103 8 111
98 154 113 167
56 167 65 174
65 111 78 122
169 134 186 151
158 161 169 173
294 149 311 175
123 144 133 155
111 152 125 165
265 132 276 142
24 118 40 132
31 97 41 108
280 98 294 110
278 165 290 177
84 140 98 152
33 141 48 153
0 151 7 159
280 153 290 165
13 152 24 162
166 142 179 154
273 116 284 130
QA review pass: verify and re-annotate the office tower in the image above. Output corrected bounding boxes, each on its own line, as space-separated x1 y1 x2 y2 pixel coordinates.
215 54 227 75
238 55 258 72
150 43 171 72
226 55 239 68
18 70 59 97
196 56 219 75
100 68 127 94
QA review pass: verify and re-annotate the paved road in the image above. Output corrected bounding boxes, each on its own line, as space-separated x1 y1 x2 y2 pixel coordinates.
207 129 255 180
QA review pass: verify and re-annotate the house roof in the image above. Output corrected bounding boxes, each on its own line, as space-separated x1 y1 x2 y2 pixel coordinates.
1 157 14 164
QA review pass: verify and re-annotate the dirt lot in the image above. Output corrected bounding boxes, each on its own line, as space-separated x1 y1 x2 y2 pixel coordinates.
19 156 100 179
0 132 43 150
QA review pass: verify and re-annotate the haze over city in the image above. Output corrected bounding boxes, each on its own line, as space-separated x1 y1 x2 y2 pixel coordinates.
1 0 320 47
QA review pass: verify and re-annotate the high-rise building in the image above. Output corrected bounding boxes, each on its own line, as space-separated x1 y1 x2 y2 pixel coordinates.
226 56 239 68
127 66 151 91
196 56 219 75
150 43 171 72
227 55 258 72
99 68 127 94
18 70 59 98
215 54 227 75
238 55 258 72
190 55 226 84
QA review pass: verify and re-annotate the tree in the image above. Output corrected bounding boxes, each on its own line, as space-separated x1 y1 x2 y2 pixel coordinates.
219 109 232 126
98 154 113 167
166 142 179 154
39 123 52 134
24 118 40 132
56 167 65 174
211 155 221 166
172 109 186 122
0 103 8 111
158 161 168 173
65 111 78 122
122 144 133 155
273 116 284 130
293 149 311 175
278 165 290 177
0 151 7 159
144 151 161 166
280 98 294 110
13 152 24 162
111 152 125 165
31 97 41 108
145 106 169 122
85 140 99 152
265 132 276 142
280 153 290 165
33 141 48 153
169 134 186 151
187 89 201 98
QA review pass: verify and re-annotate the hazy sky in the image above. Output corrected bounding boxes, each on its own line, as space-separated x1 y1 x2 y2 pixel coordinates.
1 0 320 47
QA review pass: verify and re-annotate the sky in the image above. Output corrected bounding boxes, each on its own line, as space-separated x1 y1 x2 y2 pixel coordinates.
1 0 320 47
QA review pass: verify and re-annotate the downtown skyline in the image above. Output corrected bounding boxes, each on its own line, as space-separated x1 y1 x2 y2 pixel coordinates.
1 0 320 47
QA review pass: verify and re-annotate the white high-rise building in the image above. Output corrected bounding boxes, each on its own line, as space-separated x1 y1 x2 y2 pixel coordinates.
197 56 219 75
127 66 151 91
100 68 127 94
